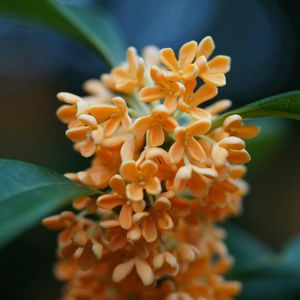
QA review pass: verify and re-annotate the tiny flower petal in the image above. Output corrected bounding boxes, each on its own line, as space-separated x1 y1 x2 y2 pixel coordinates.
135 259 154 286
112 259 135 282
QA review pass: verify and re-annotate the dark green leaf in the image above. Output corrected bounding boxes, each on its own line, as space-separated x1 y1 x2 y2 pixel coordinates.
224 223 300 280
212 91 300 129
238 279 300 300
222 222 273 268
283 237 300 261
223 223 300 298
247 236 300 280
0 0 126 67
0 159 99 247
246 118 290 171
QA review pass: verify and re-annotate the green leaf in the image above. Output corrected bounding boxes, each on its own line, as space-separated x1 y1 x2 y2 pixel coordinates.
247 236 300 280
223 222 273 262
238 279 300 300
222 222 273 277
0 159 99 247
0 0 126 67
223 223 300 299
224 223 300 281
212 91 300 129
246 118 290 172
283 237 300 261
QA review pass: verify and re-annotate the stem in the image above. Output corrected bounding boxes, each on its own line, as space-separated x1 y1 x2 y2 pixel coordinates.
126 93 150 115
147 194 155 207
173 110 183 120
198 134 216 144
77 209 88 218
128 108 139 118
183 155 190 166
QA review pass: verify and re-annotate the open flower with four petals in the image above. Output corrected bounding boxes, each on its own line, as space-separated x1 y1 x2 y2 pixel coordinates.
127 196 174 243
120 160 162 201
160 40 199 81
102 47 145 94
134 105 178 146
89 96 132 137
196 36 231 87
97 175 145 230
174 164 217 197
139 65 185 113
169 119 212 164
178 79 217 119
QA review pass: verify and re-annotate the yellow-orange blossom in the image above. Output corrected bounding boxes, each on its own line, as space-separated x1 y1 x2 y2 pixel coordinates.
44 36 260 300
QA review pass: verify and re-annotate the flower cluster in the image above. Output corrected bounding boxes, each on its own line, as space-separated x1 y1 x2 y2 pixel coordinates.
44 36 260 300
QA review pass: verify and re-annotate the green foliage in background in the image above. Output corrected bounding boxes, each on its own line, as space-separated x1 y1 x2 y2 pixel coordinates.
223 222 300 299
0 1 299 299
0 0 125 66
246 118 290 171
224 222 300 281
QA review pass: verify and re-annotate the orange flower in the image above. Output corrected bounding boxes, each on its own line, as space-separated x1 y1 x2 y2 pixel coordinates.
127 196 174 243
70 121 129 158
165 292 193 300
174 164 217 197
102 47 145 94
169 119 211 164
164 222 241 300
153 251 179 277
66 114 101 157
134 105 178 146
66 147 121 189
43 212 103 271
57 93 130 157
160 41 199 81
104 225 128 252
89 97 132 137
223 114 260 139
72 196 97 214
120 160 161 201
139 65 185 113
144 148 178 190
53 259 78 282
143 46 160 72
205 99 232 116
168 193 192 222
83 78 113 104
211 136 250 165
178 79 218 119
196 36 231 87
120 132 138 162
113 257 154 286
56 91 112 125
97 175 145 230
56 92 89 124
66 114 98 142
202 178 239 208
167 256 241 300
176 243 200 262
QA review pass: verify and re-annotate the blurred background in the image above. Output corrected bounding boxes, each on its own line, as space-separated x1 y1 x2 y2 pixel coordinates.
0 0 299 299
